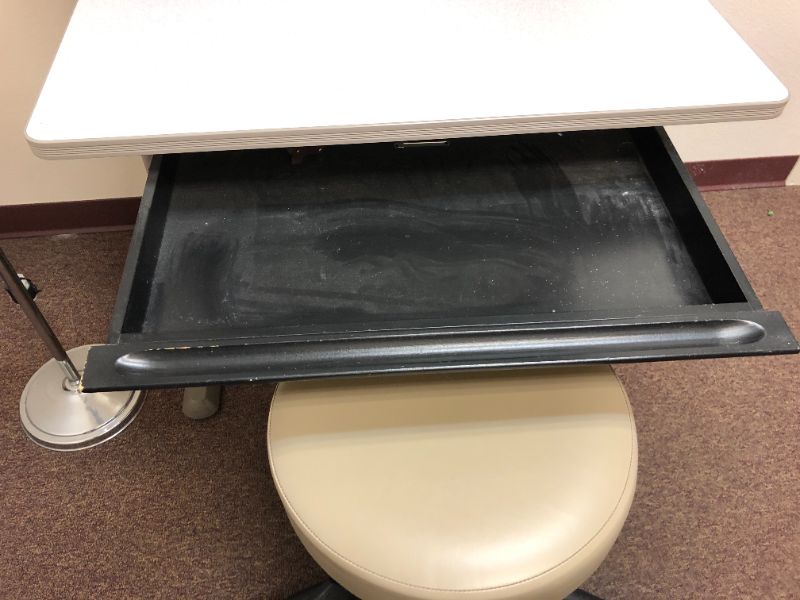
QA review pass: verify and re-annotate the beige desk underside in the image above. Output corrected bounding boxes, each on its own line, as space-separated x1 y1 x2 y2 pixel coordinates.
27 0 788 158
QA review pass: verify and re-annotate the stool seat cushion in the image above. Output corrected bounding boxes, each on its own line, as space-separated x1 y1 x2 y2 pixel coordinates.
268 367 637 600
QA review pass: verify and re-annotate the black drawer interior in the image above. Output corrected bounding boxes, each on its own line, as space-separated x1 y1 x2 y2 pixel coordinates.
82 128 798 390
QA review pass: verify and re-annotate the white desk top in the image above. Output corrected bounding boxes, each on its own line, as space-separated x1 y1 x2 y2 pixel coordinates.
28 0 788 158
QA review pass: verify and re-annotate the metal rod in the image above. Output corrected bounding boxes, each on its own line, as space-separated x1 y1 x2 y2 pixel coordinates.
0 247 81 383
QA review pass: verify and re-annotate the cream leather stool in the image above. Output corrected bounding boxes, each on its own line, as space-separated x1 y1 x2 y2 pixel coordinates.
268 367 637 600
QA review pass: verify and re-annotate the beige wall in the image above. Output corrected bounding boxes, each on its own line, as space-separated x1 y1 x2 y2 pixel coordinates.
789 161 800 185
667 0 800 184
1 0 798 208
1 0 145 206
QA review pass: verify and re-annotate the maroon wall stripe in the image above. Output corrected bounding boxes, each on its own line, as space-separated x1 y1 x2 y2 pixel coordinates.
686 155 799 192
0 197 141 239
1 156 797 238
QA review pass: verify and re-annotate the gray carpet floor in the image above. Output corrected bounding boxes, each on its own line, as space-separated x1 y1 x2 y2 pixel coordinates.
0 186 798 599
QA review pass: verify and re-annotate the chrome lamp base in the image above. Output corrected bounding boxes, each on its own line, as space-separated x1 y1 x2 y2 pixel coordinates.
20 345 144 451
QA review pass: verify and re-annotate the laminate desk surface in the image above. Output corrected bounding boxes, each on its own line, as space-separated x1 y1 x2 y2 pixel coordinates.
28 0 787 158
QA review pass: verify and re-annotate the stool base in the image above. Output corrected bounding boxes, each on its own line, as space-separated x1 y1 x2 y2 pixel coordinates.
288 580 603 600
288 580 357 600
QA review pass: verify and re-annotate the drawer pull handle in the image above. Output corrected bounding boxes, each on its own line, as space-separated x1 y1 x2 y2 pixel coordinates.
114 319 765 377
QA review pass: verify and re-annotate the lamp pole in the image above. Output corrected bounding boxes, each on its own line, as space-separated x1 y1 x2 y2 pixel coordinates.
0 247 81 385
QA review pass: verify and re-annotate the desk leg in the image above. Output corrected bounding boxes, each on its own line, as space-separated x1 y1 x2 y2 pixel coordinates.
182 385 221 419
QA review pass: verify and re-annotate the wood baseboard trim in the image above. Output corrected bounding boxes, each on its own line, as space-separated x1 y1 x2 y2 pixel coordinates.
686 155 799 192
1 155 797 238
0 197 141 239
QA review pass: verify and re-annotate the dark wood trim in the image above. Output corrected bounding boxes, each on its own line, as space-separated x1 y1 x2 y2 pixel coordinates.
0 197 141 239
1 155 797 238
686 155 799 192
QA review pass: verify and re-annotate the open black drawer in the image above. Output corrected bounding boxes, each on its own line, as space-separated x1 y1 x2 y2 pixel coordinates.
82 127 798 391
